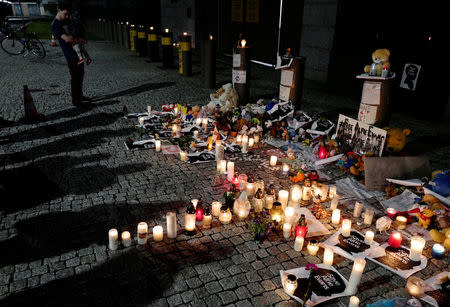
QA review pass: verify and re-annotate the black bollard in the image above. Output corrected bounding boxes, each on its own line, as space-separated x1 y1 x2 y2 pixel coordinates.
179 33 192 76
116 22 122 45
100 19 106 40
201 35 216 88
129 25 137 51
136 26 148 57
121 23 128 48
279 51 306 109
161 28 173 68
233 39 251 105
147 27 159 61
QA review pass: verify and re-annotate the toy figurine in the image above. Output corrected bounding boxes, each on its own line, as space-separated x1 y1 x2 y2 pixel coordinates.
312 200 327 220
290 170 306 183
308 170 319 181
417 209 435 229
287 146 295 160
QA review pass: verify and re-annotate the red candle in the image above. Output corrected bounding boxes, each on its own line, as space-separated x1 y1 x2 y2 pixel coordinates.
318 147 327 159
295 225 308 238
195 208 204 221
388 232 402 248
386 208 397 219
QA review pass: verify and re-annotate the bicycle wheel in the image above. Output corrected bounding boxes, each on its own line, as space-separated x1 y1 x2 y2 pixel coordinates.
28 38 46 58
0 35 25 55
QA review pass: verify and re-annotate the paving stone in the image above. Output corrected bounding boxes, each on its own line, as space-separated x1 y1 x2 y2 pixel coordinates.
40 273 55 284
263 290 283 305
261 279 277 291
219 290 238 305
233 273 248 287
65 257 81 267
0 285 8 296
219 276 237 290
186 277 203 289
27 276 40 288
199 272 216 283
235 300 253 307
75 264 91 275
9 279 26 292
205 281 222 294
152 297 169 307
55 268 74 280
247 282 264 296
166 293 183 306
0 274 10 286
203 294 222 306
235 286 251 300
180 289 196 303
172 280 188 293
13 270 31 281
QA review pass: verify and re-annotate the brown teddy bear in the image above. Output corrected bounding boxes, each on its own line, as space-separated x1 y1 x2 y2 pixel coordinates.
364 49 391 76
383 127 411 153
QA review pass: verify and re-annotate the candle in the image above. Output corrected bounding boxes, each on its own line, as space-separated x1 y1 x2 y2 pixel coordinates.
191 199 199 209
330 194 339 210
215 140 224 161
364 231 374 245
254 134 260 144
281 163 290 175
217 159 227 174
431 243 445 259
252 191 264 212
294 236 304 251
363 208 375 225
346 257 366 295
353 202 364 218
241 136 248 153
409 236 425 261
284 274 298 295
329 185 337 199
202 207 212 229
302 186 311 203
386 208 397 219
227 162 235 182
166 212 177 239
270 202 283 224
307 240 319 256
248 137 254 148
320 184 329 201
388 231 402 248
269 155 278 167
236 134 242 143
173 107 178 116
295 214 308 238
331 209 341 224
342 219 352 237
395 216 407 230
264 194 274 209
153 225 163 241
219 206 232 224
246 182 256 198
255 179 265 195
202 118 208 131
238 174 248 191
171 124 178 135
137 222 148 245
184 205 196 235
193 130 199 139
108 228 119 250
195 206 204 221
284 207 296 225
406 276 426 297
234 195 251 220
155 140 161 152
278 190 289 210
349 296 360 307
147 105 152 114
180 151 187 162
323 247 334 266
121 231 132 247
138 117 145 125
283 223 292 239
211 201 222 217
290 185 302 205
196 117 202 126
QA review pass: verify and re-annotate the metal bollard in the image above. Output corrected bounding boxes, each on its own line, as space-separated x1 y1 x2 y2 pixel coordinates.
161 28 173 68
100 19 106 39
179 33 192 76
147 26 159 61
279 51 305 109
136 26 148 56
233 39 251 105
201 35 216 88
115 22 120 44
129 25 137 51
121 23 128 48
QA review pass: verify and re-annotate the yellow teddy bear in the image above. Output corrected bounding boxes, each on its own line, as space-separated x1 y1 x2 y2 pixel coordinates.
383 127 411 153
364 49 391 76
417 209 435 229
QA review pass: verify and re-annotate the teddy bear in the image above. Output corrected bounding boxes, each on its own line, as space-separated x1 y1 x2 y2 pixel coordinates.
364 49 391 76
417 208 435 229
383 127 411 153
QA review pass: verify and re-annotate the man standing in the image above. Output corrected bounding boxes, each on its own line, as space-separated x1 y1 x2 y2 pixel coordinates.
51 2 91 107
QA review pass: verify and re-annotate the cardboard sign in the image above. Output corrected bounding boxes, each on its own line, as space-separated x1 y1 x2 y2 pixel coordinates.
281 69 294 86
232 69 246 85
279 85 291 101
400 63 421 91
335 114 387 156
321 230 379 261
187 151 215 164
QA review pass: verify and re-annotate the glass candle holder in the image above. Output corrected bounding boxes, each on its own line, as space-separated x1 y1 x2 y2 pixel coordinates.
121 231 132 247
364 230 374 245
211 201 222 217
236 134 242 143
153 225 163 241
246 181 256 198
307 240 319 256
233 194 251 220
281 163 290 175
108 228 119 250
386 208 397 219
342 219 352 237
406 276 426 297
388 231 402 248
217 159 227 174
329 185 337 199
290 184 302 205
137 222 148 245
184 205 196 235
331 209 341 224
294 236 304 251
323 247 334 266
270 155 277 166
166 211 177 239
395 216 407 230
202 207 212 229
278 190 289 210
431 243 445 259
353 202 364 218
264 194 274 210
330 194 339 210
283 223 292 239
219 206 232 224
363 208 375 225
409 236 425 261
284 274 298 295
248 137 254 148
270 201 284 224
284 207 297 225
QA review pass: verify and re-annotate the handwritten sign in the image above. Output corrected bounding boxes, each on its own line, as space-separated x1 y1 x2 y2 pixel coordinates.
335 114 386 156
321 230 378 261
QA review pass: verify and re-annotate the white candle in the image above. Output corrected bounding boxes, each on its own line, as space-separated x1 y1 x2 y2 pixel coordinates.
121 231 132 247
193 130 199 139
409 236 425 261
215 140 224 161
153 225 163 241
364 230 374 245
185 211 196 232
203 213 212 229
302 186 311 202
331 209 341 224
138 117 145 125
329 185 337 198
270 155 277 167
406 276 426 297
108 228 119 250
166 212 177 239
137 222 148 245
349 296 360 307
294 236 304 251
346 257 366 295
342 219 352 237
363 208 374 225
290 185 302 205
212 201 222 217
284 207 296 225
284 274 298 295
246 182 256 197
236 134 242 143
283 223 292 239
281 163 290 175
173 107 178 116
320 184 329 201
323 247 334 266
278 190 289 210
248 137 254 148
264 194 274 209
155 140 161 152
180 151 187 161
330 194 339 210
227 161 235 182
217 159 227 174
202 118 208 131
147 105 152 114
307 241 319 256
196 117 202 126
241 135 248 153
252 198 264 213
219 206 232 224
395 216 407 230
353 201 364 218
254 134 260 144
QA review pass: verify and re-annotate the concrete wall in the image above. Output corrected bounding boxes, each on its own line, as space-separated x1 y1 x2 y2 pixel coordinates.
160 0 196 48
300 0 338 83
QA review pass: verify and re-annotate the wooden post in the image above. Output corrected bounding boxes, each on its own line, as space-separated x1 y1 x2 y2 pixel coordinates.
202 36 216 88
233 41 251 105
279 56 305 109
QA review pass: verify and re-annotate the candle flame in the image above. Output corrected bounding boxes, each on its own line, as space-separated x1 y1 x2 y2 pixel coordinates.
150 26 154 30
209 34 213 40
165 28 169 33
183 32 188 36
240 39 247 47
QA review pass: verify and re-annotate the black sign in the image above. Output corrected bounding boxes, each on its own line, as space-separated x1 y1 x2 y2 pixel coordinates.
337 231 370 255
375 246 421 271
294 268 346 299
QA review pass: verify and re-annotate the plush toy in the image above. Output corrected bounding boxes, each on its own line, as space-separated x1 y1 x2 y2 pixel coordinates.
290 170 306 183
417 209 435 229
364 49 391 76
383 127 411 153
428 170 450 197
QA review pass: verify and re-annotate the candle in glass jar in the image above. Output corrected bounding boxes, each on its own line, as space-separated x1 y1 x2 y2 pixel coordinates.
284 207 296 225
364 230 374 245
331 209 341 224
409 236 425 261
388 231 402 248
342 219 352 237
330 194 339 210
227 162 235 182
217 159 227 174
290 185 302 205
283 223 292 239
279 190 289 210
219 206 232 224
195 206 204 221
329 185 337 199
180 151 187 162
184 206 196 235
281 163 290 175
155 140 161 152
202 118 208 131
353 202 364 218
121 231 132 247
153 225 163 241
137 222 148 245
246 182 256 198
264 194 274 209
302 186 311 202
346 257 366 295
307 240 319 256
196 117 202 126
236 134 242 143
349 296 360 307
284 274 298 295
203 208 212 229
252 195 264 213
320 184 329 201
211 201 222 217
431 243 445 259
294 236 304 251
166 212 177 239
363 208 374 225
323 247 334 266
108 228 119 250
406 276 426 297
147 105 152 115
395 216 407 230
386 208 397 219
270 155 278 166
248 137 254 148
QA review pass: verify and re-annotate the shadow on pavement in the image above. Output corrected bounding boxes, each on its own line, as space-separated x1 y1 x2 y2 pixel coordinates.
43 100 121 121
92 82 175 102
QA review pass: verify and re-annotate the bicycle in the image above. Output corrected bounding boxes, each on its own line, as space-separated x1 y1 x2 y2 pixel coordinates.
0 22 46 58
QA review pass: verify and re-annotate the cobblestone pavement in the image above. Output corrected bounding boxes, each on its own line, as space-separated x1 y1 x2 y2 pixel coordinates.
0 41 449 306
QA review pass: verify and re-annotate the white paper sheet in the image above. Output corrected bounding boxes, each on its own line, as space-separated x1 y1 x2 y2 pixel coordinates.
293 207 330 238
380 189 419 211
420 272 450 307
321 230 379 261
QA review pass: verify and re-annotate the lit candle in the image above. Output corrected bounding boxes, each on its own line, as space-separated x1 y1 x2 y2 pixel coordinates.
294 236 304 251
323 247 334 266
219 206 232 224
254 134 260 144
196 117 202 126
137 222 148 245
180 151 187 161
302 186 311 203
386 208 397 219
364 230 374 245
195 206 204 221
290 185 302 205
349 296 360 307
255 179 265 195
278 190 289 210
264 194 274 209
108 228 119 250
234 193 250 220
270 155 277 167
295 214 308 238
155 140 161 152
363 208 375 225
172 124 178 136
147 105 152 115
202 118 208 131
138 117 145 125
270 202 284 224
193 130 199 139
252 190 264 213
246 182 256 198
320 184 329 201
307 240 319 256
329 185 337 199
284 207 297 225
346 257 366 295
241 135 248 153
283 223 292 239
217 160 227 174
166 212 177 239
330 194 339 210
281 163 290 175
191 199 199 209
331 209 341 224
202 207 212 229
212 201 222 217
431 243 445 259
173 107 178 116
409 236 425 261
284 274 298 295
184 205 196 235
236 134 242 143
342 219 352 237
153 225 163 241
227 161 235 182
215 140 224 161
395 216 407 230
388 231 402 248
353 202 364 218
406 276 426 297
121 231 131 247
248 137 254 148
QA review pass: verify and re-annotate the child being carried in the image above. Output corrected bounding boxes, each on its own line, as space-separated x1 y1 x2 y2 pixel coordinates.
63 11 91 65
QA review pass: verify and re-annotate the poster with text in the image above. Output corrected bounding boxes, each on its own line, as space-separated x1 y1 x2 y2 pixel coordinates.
321 230 379 261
